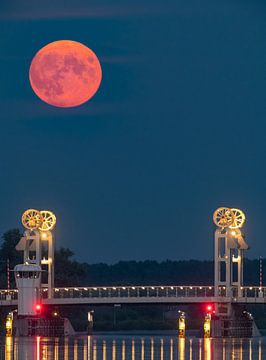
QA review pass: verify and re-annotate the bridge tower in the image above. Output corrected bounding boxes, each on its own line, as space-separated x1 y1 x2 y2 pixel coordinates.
15 209 56 301
213 207 248 314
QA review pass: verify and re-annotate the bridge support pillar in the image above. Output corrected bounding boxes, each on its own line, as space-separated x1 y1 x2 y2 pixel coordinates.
214 228 247 299
212 208 255 337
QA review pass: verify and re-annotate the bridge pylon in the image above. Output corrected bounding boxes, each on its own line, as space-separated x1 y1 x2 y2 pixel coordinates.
213 207 248 316
15 209 56 301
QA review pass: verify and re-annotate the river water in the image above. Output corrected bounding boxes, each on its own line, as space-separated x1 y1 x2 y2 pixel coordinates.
2 334 265 359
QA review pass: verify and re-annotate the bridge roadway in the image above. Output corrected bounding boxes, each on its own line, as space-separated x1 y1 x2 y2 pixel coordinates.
1 285 266 306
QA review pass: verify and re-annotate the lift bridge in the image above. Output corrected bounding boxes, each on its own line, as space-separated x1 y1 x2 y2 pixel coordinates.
0 208 265 318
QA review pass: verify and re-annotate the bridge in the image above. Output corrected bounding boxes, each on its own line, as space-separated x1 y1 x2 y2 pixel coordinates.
1 207 265 317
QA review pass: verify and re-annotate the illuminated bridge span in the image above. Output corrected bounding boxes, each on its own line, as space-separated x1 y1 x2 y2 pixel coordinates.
1 285 266 306
5 207 266 319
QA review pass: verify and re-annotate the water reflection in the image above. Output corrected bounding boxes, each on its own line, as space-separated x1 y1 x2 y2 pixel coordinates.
178 337 185 360
64 337 68 360
1 335 265 359
122 340 125 360
131 339 135 360
5 336 12 360
203 338 211 360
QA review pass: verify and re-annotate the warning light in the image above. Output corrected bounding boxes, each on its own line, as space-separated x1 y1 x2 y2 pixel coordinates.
206 305 213 312
36 304 42 314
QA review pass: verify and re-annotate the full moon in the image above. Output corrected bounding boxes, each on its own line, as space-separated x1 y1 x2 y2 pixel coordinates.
29 40 102 108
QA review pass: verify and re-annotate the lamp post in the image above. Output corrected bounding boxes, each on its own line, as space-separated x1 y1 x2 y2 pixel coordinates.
88 310 94 334
113 304 121 329
178 311 186 338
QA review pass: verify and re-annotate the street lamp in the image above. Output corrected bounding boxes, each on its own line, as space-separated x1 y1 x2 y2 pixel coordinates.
113 304 121 329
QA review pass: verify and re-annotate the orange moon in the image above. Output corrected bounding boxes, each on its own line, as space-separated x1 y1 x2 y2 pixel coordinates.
29 40 102 108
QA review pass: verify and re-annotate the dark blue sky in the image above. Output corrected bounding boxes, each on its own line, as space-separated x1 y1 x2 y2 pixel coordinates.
0 0 266 263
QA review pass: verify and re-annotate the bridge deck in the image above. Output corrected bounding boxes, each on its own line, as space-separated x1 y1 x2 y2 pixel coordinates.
1 285 266 306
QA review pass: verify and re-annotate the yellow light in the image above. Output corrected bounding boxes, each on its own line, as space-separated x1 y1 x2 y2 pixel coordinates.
204 322 210 331
6 320 12 329
231 230 236 236
179 319 185 330
41 232 47 239
204 316 211 338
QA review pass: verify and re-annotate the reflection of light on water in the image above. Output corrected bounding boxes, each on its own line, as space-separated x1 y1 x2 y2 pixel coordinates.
160 339 164 360
103 340 106 360
203 338 211 360
249 339 252 360
112 340 116 360
259 339 262 360
178 337 185 360
170 338 173 360
14 337 18 360
74 339 78 360
5 336 13 360
88 336 91 360
189 338 193 360
93 340 97 360
42 341 48 360
6 334 266 360
36 336 40 360
64 337 69 359
232 338 243 360
199 339 202 360
54 338 59 360
83 337 87 360
141 339 144 360
132 340 135 360
122 340 125 360
151 338 154 360
240 339 243 360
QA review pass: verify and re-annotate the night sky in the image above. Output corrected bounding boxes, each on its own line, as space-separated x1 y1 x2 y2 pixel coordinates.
0 0 266 263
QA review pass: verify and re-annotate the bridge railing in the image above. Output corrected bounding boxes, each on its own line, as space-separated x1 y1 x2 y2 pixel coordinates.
1 285 266 302
239 286 266 299
38 285 266 300
0 289 18 300
41 285 215 299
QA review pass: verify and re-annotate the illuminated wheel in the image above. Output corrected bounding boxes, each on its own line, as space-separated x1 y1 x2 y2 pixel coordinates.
213 207 233 228
229 208 245 229
39 210 56 231
22 209 42 230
